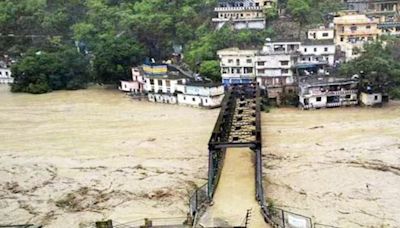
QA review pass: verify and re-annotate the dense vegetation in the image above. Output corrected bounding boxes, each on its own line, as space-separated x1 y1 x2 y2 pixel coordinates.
1 0 399 98
340 39 400 98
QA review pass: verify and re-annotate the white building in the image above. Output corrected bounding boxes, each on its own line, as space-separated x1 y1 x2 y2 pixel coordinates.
119 67 145 93
177 82 225 108
299 40 336 66
132 64 224 108
307 27 335 40
0 68 13 84
298 76 359 109
255 40 301 89
360 92 383 106
217 47 258 86
212 0 276 30
144 72 187 104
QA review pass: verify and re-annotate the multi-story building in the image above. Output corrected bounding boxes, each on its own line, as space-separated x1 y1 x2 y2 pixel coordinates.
121 64 224 108
343 0 400 23
217 38 336 104
300 40 336 66
177 82 225 108
333 12 380 60
212 0 276 30
298 76 359 109
217 47 258 86
0 67 12 84
255 40 300 88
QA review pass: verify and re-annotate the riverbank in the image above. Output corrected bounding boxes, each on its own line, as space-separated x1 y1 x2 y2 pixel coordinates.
0 85 219 227
262 103 400 227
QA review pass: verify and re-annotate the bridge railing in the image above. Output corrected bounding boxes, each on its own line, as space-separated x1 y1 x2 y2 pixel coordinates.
261 206 313 228
189 183 209 220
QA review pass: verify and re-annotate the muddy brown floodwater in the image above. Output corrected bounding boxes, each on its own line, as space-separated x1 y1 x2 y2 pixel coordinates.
1 84 400 228
0 85 219 227
262 104 400 227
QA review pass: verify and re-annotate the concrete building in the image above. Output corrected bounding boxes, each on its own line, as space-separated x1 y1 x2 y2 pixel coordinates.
212 0 276 30
177 82 225 108
255 40 300 88
343 0 400 23
307 27 335 40
119 67 145 93
217 47 258 86
360 92 383 106
300 40 336 66
378 21 400 35
298 76 359 109
0 67 13 84
217 38 336 104
333 13 380 60
122 64 224 108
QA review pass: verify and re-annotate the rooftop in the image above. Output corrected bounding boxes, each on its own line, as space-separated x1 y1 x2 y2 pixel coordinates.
302 39 335 46
299 76 358 87
184 81 223 88
333 14 379 24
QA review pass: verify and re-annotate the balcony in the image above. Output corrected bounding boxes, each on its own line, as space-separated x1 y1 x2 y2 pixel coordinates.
214 6 264 12
326 100 358 107
326 89 358 96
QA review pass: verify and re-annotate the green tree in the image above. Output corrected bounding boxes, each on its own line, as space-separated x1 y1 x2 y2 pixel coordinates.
340 41 400 99
11 46 90 94
287 0 311 37
199 60 221 82
92 36 145 84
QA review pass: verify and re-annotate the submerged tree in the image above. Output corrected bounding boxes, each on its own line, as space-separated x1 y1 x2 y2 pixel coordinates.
11 46 90 94
340 41 400 98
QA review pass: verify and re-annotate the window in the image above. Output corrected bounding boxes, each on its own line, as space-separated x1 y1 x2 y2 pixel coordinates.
350 25 357 31
316 97 322 102
192 98 196 102
314 48 317 52
228 59 233 63
166 80 171 87
367 36 374 41
150 79 154 85
5 71 9 76
322 32 329 37
374 95 378 100
183 96 186 100
257 61 265 66
244 67 253 74
366 25 371 29
345 95 351 99
204 99 208 103
280 61 289 66
158 80 162 86
246 59 252 63
340 36 344 42
236 59 240 65
324 47 328 52
257 69 265 74
304 48 307 52
281 69 289 74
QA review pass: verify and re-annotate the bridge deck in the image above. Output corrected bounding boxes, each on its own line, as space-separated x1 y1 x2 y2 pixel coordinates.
198 148 269 227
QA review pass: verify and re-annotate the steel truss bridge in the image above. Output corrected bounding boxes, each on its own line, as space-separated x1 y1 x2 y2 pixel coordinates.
207 83 264 202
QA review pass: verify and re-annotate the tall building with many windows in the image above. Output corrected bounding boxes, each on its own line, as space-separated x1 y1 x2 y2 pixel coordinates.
212 0 276 29
333 12 380 60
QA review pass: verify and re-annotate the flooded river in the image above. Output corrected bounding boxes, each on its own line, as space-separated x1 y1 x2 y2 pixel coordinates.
1 84 400 227
0 85 219 227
